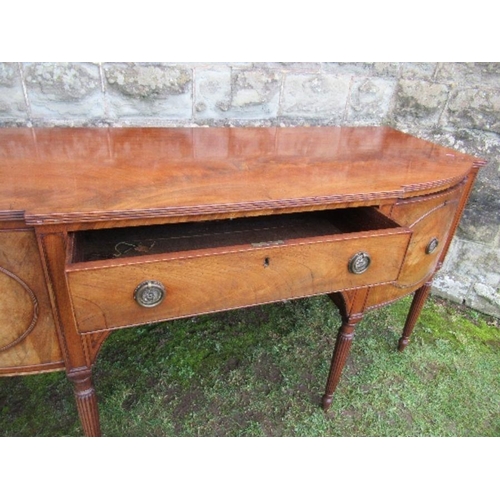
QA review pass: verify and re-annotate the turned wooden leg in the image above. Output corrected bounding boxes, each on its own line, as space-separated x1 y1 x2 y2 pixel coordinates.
398 281 432 352
322 314 363 411
68 369 101 437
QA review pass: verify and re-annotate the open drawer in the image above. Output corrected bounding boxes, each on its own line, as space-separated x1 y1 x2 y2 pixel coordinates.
66 207 412 333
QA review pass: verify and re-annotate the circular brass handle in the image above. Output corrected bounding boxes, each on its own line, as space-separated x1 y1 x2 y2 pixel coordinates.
134 280 166 308
426 237 439 255
348 252 371 274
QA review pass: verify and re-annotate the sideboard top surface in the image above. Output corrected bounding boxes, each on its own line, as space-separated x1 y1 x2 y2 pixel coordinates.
0 126 483 225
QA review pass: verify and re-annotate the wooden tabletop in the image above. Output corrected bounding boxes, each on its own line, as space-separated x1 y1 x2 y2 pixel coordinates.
0 126 483 225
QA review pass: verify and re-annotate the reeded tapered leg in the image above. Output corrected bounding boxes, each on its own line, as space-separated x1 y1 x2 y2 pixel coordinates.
68 369 101 437
398 281 432 352
322 314 363 411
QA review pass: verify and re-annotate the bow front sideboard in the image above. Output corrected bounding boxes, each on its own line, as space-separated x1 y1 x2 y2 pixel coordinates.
0 126 484 436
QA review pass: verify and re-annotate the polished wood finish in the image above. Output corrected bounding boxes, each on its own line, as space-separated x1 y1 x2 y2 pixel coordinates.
323 288 369 410
0 126 485 436
0 127 480 227
398 281 433 352
67 369 101 437
67 209 410 333
364 182 465 310
0 228 63 375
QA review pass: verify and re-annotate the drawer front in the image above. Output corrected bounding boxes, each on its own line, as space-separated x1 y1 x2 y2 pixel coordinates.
365 183 466 310
388 181 465 227
68 231 410 333
388 182 464 287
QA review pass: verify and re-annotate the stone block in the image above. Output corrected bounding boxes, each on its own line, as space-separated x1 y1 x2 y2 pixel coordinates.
434 238 500 317
469 283 500 317
253 62 321 71
321 63 373 75
194 68 281 122
104 63 193 121
389 79 449 127
400 63 438 80
322 63 401 78
432 272 472 304
436 63 500 89
194 67 231 119
228 69 281 119
456 130 500 246
280 74 350 121
371 63 401 78
444 239 500 289
444 87 500 133
0 63 28 122
23 62 104 123
459 179 500 247
434 270 500 320
347 77 397 125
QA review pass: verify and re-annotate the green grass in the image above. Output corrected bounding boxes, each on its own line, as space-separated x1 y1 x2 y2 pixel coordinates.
1 296 499 436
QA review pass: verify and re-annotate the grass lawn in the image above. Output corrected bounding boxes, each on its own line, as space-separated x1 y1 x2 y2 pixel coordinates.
1 295 499 437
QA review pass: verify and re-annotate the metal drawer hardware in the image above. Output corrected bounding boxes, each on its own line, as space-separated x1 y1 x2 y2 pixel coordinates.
134 280 166 308
348 252 371 274
426 237 439 255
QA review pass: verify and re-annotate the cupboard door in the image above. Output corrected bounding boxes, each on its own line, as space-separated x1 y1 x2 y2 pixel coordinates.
0 230 63 375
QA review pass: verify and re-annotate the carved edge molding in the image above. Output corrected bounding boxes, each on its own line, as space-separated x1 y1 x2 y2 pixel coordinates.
25 174 468 225
0 210 25 222
0 265 39 352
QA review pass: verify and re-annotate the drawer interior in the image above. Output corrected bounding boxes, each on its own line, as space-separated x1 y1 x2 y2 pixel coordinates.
71 207 402 264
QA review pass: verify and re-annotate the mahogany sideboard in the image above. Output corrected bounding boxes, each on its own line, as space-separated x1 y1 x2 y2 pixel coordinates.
0 126 485 436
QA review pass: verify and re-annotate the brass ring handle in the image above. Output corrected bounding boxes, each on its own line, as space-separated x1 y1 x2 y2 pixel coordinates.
134 280 166 308
426 237 439 254
348 252 371 274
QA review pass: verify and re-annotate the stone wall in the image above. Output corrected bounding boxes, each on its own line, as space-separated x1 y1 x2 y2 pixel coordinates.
1 62 499 317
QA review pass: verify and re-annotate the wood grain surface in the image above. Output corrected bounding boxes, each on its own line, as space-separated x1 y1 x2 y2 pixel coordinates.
0 127 482 225
68 211 411 333
0 229 63 374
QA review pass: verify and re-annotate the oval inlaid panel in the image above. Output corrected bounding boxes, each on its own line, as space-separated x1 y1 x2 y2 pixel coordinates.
0 265 38 352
